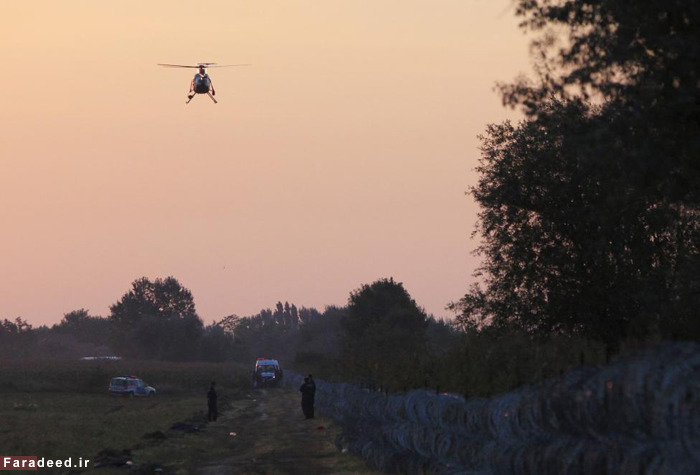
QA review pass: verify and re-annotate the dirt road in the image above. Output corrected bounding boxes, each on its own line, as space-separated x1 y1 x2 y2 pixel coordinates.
125 386 376 474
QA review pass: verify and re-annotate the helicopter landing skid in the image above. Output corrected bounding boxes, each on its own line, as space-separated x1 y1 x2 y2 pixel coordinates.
207 92 218 104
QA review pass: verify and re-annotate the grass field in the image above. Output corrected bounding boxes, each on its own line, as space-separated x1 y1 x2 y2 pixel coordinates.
0 392 204 459
0 358 251 464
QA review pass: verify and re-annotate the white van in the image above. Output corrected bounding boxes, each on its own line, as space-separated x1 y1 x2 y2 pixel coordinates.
253 358 283 388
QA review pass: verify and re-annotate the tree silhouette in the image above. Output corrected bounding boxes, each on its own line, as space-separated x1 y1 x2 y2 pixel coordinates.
453 0 700 352
109 277 203 359
341 278 428 386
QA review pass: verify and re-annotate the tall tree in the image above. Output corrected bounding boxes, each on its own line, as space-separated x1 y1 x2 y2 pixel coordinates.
226 302 306 364
502 0 700 203
109 277 203 359
109 277 198 327
340 278 428 386
54 309 113 346
0 317 36 358
453 0 700 350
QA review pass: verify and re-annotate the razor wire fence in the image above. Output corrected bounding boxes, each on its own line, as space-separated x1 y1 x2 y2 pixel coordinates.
287 343 700 474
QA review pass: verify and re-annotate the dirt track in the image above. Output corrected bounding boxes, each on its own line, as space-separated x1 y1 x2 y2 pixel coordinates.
126 386 376 474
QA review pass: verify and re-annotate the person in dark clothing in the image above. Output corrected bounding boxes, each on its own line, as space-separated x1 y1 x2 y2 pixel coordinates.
299 376 316 419
307 374 316 398
307 374 316 417
207 381 218 422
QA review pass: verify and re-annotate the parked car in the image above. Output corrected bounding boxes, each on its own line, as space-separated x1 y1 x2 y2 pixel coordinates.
252 358 283 388
109 376 156 397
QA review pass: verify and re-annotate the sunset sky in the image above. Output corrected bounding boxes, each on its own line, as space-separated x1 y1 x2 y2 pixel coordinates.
1 0 531 326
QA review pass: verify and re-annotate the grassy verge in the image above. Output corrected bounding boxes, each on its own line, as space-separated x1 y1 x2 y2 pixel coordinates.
0 358 251 467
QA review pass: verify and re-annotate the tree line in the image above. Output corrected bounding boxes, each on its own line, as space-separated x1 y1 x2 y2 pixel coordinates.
0 275 606 397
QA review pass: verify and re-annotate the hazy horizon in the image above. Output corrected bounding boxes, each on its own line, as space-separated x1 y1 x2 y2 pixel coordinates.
1 0 530 326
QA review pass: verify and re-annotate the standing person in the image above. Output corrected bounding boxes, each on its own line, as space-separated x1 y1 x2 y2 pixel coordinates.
307 374 316 417
207 381 218 422
299 377 316 419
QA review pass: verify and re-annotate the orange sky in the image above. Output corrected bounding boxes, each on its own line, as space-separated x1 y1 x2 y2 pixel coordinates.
1 0 530 326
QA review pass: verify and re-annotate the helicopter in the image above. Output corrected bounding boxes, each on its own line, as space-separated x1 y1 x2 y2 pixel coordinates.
158 62 250 104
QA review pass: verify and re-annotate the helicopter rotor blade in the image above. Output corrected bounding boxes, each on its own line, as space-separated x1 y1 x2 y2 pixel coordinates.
158 63 251 69
206 64 252 68
157 63 200 68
